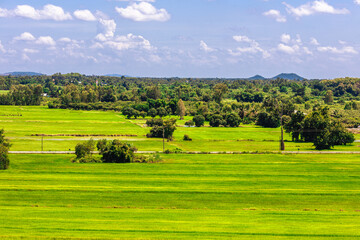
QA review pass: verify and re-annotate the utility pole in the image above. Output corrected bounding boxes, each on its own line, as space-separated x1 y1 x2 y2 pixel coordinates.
280 102 285 151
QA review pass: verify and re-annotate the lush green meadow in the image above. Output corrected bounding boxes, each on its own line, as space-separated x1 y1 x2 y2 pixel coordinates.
1 154 360 239
0 106 359 152
1 106 360 239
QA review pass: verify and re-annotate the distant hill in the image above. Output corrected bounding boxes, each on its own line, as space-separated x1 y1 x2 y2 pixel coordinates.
247 75 266 80
3 72 44 76
272 73 305 80
104 74 131 78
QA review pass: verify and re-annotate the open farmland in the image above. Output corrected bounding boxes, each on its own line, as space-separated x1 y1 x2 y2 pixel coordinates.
1 106 359 153
1 154 360 239
1 106 360 239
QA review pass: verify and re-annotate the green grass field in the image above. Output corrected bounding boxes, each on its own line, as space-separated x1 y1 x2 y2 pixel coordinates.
1 106 360 239
1 154 360 239
0 106 359 152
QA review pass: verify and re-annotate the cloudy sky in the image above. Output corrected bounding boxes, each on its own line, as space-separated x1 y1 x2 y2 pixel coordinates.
1 0 360 78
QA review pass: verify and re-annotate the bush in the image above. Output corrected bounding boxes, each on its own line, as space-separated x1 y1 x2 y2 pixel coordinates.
75 139 95 159
134 153 162 163
224 113 241 127
0 129 11 170
183 134 192 141
209 114 223 127
0 145 9 170
100 140 137 163
72 156 102 163
184 120 194 127
193 115 205 127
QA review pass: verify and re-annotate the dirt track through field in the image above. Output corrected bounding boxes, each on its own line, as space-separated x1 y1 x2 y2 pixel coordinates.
8 151 360 154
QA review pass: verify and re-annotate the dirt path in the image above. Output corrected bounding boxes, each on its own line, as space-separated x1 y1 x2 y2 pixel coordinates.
8 151 360 154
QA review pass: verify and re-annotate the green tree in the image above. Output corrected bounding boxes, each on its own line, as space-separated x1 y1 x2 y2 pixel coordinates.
147 118 177 140
75 139 95 159
284 111 305 141
301 107 329 142
193 115 205 127
0 129 10 170
213 83 228 103
224 113 241 127
176 99 186 120
324 90 334 104
100 140 137 163
209 114 224 127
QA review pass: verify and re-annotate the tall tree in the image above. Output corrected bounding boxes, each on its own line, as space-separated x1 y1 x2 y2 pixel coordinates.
324 90 334 104
176 99 186 120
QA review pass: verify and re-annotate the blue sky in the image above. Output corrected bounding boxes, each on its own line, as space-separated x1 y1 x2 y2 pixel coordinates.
0 0 360 78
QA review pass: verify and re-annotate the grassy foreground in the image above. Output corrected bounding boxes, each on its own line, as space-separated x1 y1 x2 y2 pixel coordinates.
1 154 360 239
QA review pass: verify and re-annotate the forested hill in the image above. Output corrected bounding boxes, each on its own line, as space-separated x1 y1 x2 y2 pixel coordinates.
2 72 44 76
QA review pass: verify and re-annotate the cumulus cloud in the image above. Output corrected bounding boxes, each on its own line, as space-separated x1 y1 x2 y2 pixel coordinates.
74 9 97 21
103 34 154 51
263 9 287 22
278 43 299 54
115 2 170 22
58 37 72 43
281 34 291 44
355 0 360 5
9 4 72 21
317 46 358 54
230 35 270 58
283 0 350 18
277 34 312 55
14 32 36 41
310 37 320 45
35 36 56 46
95 19 117 41
200 40 215 52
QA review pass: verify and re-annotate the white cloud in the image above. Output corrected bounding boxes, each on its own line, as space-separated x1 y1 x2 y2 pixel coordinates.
104 34 154 51
200 40 215 52
115 2 170 22
0 41 6 53
12 4 72 21
96 19 116 41
0 8 10 17
281 34 291 44
317 46 358 54
23 48 39 53
58 37 72 43
284 0 350 18
310 37 320 45
233 35 252 43
35 36 56 46
263 9 287 22
278 43 299 54
277 34 311 55
14 32 36 41
74 9 97 21
355 0 360 5
230 35 270 58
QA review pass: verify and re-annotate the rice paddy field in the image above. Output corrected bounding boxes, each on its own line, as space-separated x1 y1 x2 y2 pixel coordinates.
0 106 359 152
1 106 360 239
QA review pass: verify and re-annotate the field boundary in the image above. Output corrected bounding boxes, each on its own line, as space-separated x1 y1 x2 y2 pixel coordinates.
8 151 360 155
